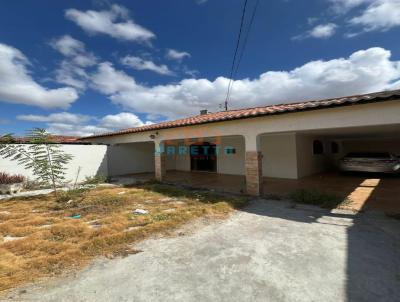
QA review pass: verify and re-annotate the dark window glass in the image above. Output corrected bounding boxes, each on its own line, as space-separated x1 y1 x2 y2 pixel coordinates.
225 147 236 154
313 140 324 155
331 142 339 154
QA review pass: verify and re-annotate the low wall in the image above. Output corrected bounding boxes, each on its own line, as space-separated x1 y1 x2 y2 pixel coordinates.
107 142 155 176
0 144 108 183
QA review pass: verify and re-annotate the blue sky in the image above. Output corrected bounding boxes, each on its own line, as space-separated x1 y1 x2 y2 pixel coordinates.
0 0 399 136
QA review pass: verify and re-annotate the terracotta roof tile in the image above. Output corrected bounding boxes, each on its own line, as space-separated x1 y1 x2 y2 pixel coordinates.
82 89 400 139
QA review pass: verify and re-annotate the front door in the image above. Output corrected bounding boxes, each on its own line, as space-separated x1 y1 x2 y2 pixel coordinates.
190 143 217 172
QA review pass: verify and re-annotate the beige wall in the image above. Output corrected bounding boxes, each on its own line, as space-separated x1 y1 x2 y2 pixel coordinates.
108 142 155 176
296 135 330 178
261 133 298 179
217 136 245 175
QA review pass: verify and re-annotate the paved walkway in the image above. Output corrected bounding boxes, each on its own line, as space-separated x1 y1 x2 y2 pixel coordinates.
126 171 400 214
6 200 400 302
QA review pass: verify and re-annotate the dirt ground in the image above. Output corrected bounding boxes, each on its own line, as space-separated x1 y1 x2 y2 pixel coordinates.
5 199 400 302
0 183 247 293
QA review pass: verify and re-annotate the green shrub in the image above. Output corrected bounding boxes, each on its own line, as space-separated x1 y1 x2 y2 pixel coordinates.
56 188 87 203
83 175 107 185
289 189 350 209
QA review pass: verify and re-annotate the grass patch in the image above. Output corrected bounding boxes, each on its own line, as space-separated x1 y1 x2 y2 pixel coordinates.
289 189 351 209
0 183 248 292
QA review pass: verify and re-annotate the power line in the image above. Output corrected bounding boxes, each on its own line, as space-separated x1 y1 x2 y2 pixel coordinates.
233 0 260 77
224 0 260 111
224 0 249 111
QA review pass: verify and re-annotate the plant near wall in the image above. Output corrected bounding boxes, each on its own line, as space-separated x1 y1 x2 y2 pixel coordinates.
0 128 73 196
0 172 24 184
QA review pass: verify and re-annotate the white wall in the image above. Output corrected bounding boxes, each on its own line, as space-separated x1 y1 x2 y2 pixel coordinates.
261 133 298 179
217 136 245 175
174 143 191 171
0 144 108 183
296 135 330 178
107 142 155 176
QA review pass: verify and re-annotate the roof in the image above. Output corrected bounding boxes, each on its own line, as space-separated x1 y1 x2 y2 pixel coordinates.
82 89 400 139
1 135 80 144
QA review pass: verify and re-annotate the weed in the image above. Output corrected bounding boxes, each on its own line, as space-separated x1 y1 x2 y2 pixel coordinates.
83 175 107 185
0 184 247 292
55 188 87 204
289 189 351 209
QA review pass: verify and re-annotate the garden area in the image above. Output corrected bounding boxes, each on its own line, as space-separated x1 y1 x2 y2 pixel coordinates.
0 182 248 292
0 129 245 293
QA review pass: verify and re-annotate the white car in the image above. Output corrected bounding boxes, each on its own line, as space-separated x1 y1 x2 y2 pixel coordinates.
339 152 400 173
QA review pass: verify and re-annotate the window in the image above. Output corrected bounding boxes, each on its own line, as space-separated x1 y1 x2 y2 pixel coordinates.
313 140 324 155
331 142 339 154
224 147 236 155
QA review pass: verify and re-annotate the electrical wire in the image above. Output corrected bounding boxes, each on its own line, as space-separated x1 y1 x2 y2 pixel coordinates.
233 0 260 77
224 0 249 111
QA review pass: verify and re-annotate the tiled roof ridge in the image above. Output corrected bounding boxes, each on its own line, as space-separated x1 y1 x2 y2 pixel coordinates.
81 89 400 139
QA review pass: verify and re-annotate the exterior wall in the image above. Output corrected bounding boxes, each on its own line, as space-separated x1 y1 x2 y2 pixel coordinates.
217 136 245 175
296 135 330 178
0 144 108 183
164 136 245 175
342 139 400 155
166 153 176 171
261 133 298 179
175 149 190 171
107 142 154 176
165 142 190 172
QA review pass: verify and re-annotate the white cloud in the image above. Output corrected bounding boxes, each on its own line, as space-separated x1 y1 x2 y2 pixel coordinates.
328 0 370 12
51 35 97 67
65 4 155 42
0 43 78 109
100 112 153 129
90 47 400 120
55 61 89 90
309 23 338 38
349 0 400 32
51 36 97 90
50 35 83 56
166 49 191 61
47 123 109 137
293 23 338 40
18 111 153 136
121 55 174 76
17 112 91 124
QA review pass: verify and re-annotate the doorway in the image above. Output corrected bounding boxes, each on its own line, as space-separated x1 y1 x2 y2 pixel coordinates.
190 143 217 172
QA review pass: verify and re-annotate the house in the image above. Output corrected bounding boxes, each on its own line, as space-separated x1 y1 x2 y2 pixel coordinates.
82 89 400 197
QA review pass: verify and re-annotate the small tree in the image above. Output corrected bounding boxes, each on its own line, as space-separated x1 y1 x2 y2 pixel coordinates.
0 128 73 196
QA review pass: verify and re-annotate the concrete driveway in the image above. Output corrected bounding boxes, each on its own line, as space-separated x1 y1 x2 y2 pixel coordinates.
6 200 400 302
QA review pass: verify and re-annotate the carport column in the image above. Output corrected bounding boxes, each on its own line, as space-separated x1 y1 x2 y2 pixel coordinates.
244 135 263 196
154 140 166 182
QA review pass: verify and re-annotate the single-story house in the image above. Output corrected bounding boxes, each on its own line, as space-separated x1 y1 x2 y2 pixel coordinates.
82 89 400 197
